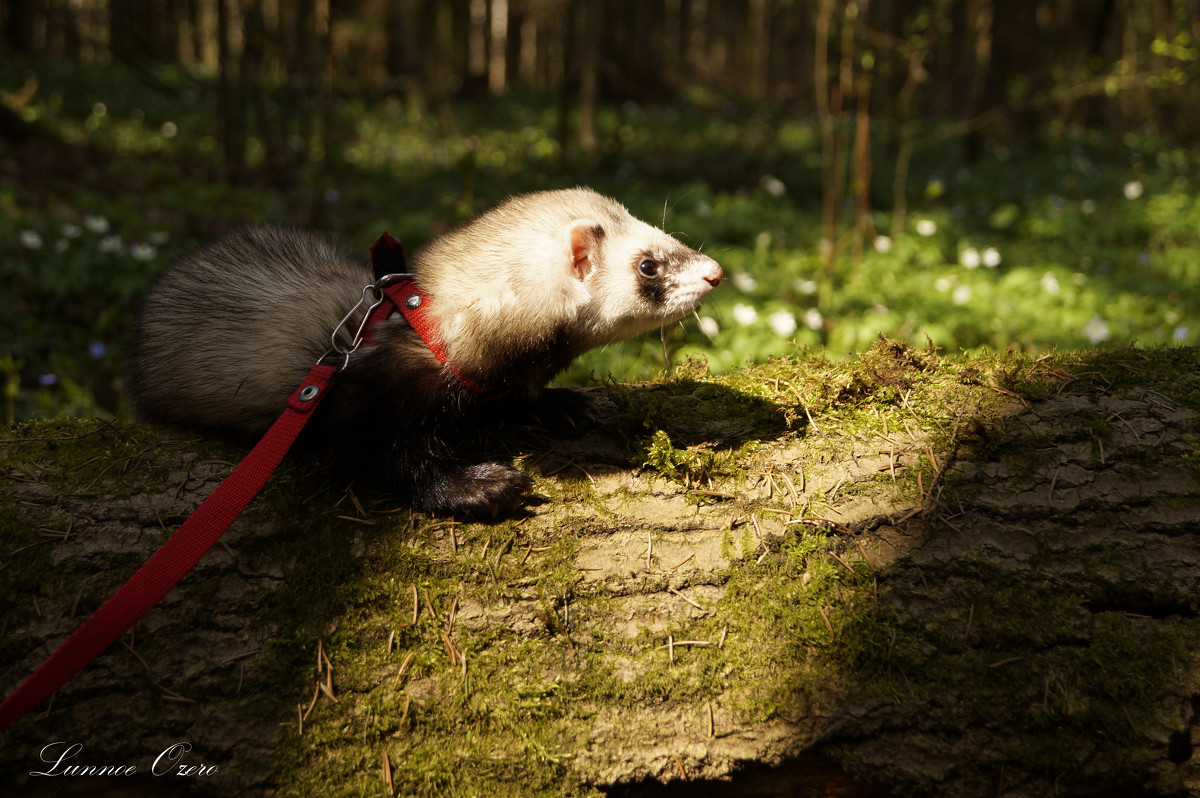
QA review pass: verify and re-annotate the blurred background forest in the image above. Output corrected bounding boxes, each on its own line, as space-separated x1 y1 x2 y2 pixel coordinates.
2 0 1199 423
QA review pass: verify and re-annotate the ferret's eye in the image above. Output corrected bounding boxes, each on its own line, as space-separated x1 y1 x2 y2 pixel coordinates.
638 259 660 277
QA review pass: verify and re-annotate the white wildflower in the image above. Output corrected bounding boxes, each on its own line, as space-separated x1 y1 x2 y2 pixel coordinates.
732 303 758 326
760 175 786 197
960 248 981 269
873 235 892 254
794 278 818 295
982 247 1001 268
698 316 720 339
1040 272 1060 295
129 243 158 261
1081 199 1096 215
19 230 42 250
952 285 972 305
934 277 952 293
767 310 797 337
916 219 937 237
99 235 123 254
1084 317 1110 344
802 307 824 331
732 271 758 293
1123 180 1143 200
1173 325 1188 342
161 121 178 138
84 215 110 234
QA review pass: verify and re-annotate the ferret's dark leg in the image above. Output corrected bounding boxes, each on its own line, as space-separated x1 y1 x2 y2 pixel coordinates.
313 343 532 517
377 397 532 516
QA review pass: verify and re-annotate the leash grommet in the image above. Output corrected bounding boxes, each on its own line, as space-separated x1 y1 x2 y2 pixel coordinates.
405 294 421 309
298 385 321 402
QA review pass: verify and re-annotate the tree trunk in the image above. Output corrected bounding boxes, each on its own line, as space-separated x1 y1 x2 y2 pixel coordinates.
748 0 770 100
576 0 598 152
2 343 1199 796
216 0 245 179
488 0 509 94
1 0 37 55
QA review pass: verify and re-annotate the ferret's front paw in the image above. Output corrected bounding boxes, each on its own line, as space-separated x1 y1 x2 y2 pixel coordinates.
424 463 533 517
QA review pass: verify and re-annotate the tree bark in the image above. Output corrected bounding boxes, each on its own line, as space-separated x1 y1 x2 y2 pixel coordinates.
2 343 1198 796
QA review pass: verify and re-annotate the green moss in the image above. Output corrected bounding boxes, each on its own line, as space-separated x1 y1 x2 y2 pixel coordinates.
639 429 708 486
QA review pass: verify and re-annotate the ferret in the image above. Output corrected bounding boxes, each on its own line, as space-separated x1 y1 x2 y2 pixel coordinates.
128 188 722 516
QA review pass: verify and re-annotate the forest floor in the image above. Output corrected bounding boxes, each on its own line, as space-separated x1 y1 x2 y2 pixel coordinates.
2 340 1199 797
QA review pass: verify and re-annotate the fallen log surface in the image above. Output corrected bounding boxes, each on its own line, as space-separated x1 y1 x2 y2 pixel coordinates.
2 341 1198 797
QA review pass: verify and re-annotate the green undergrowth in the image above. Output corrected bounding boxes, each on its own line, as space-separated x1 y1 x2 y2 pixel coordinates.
6 58 1200 426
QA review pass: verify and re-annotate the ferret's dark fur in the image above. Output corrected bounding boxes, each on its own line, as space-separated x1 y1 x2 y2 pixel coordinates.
129 188 722 516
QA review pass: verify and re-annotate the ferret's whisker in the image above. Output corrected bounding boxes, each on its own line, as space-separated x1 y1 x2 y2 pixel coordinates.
659 324 672 374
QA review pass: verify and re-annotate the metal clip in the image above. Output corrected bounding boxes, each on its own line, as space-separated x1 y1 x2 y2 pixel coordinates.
320 273 414 368
374 273 411 290
322 283 383 368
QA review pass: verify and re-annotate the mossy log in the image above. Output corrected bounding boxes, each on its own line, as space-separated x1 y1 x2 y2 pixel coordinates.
2 341 1199 797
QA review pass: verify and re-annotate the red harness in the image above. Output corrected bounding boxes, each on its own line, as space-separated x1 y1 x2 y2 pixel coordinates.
0 232 491 733
368 232 508 399
375 277 511 400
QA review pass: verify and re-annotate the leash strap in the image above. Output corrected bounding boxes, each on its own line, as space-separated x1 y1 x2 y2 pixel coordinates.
0 364 339 733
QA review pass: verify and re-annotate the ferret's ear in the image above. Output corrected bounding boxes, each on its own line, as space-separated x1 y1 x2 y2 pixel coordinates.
566 219 603 281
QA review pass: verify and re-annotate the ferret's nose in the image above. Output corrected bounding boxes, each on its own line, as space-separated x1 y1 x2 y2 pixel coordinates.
701 259 722 287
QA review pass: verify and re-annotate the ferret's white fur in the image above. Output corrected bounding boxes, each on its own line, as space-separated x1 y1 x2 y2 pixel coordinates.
420 188 721 377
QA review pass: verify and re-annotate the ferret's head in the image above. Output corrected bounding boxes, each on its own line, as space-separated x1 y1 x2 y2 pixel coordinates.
420 188 722 371
556 190 722 342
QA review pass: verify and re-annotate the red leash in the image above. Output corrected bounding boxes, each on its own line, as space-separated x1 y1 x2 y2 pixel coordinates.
0 364 338 733
0 232 435 734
